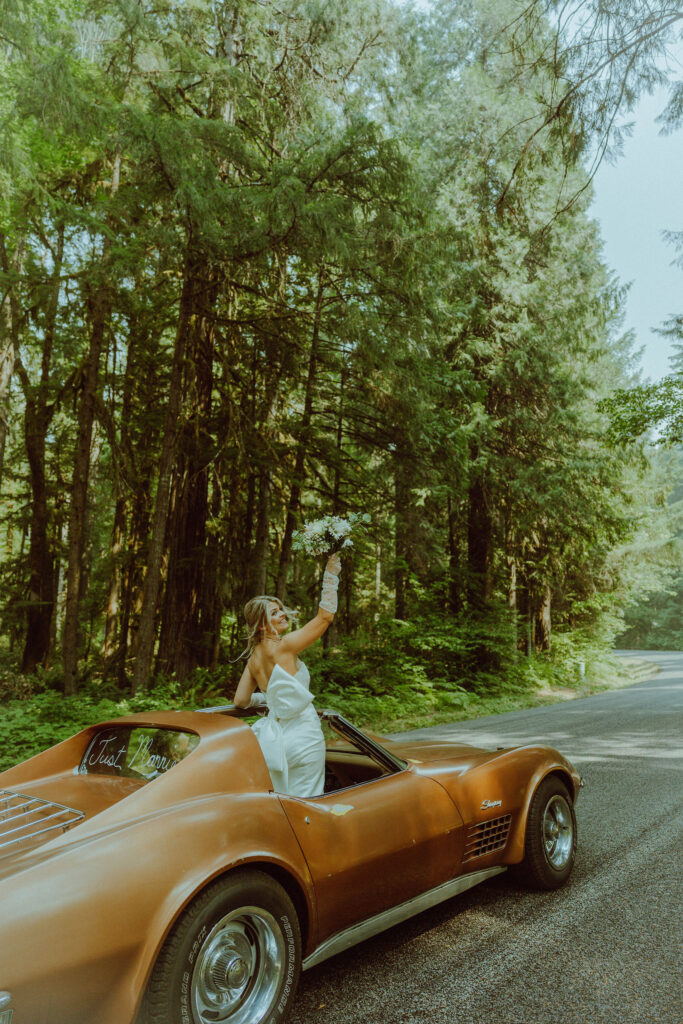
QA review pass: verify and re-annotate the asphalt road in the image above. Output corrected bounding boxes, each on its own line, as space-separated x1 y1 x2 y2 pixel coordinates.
289 651 683 1024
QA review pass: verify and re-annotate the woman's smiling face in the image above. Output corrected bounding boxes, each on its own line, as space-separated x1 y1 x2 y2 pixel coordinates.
268 602 289 635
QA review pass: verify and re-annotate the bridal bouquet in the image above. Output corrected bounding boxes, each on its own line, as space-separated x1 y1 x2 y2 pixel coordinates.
292 513 370 558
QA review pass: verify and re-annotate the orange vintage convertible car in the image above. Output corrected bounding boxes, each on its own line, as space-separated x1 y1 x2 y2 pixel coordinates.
0 704 582 1024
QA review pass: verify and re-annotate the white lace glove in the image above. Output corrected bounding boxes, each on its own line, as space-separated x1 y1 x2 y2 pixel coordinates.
319 553 341 614
248 690 267 708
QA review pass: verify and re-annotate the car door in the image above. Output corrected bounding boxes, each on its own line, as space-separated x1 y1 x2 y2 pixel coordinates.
278 768 464 943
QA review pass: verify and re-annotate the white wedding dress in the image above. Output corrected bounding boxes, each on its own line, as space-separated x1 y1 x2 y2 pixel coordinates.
251 662 326 798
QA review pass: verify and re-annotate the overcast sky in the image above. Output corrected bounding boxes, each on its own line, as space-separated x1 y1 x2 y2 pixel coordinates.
591 85 682 382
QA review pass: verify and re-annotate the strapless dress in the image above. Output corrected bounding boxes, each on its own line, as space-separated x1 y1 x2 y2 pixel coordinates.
251 662 325 798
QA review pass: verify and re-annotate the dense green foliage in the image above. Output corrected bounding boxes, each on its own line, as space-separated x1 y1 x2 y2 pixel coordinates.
619 580 683 650
0 0 681 765
617 448 683 649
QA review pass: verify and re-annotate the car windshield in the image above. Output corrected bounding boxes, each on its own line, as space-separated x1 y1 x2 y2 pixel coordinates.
79 727 199 781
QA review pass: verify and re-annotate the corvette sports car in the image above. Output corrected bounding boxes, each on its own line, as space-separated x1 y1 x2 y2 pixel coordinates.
0 703 582 1024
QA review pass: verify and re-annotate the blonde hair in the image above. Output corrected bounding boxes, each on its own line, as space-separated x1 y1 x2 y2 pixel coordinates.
241 595 298 659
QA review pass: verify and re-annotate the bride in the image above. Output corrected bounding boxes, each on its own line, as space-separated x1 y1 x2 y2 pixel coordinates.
233 553 341 797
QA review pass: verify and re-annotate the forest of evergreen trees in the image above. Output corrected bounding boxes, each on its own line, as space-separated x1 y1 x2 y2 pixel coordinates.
0 0 681 726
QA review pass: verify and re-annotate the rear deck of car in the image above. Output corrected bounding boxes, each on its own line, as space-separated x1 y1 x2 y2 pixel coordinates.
0 773 148 863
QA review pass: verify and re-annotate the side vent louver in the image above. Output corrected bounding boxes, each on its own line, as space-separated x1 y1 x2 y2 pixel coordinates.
463 814 512 862
0 789 84 855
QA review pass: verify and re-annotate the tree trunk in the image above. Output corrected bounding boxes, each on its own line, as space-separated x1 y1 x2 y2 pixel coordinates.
155 264 219 679
447 495 461 613
18 226 64 672
324 359 347 647
342 557 353 633
240 465 255 599
132 255 197 692
103 496 126 660
467 470 492 611
0 234 24 493
51 510 67 660
393 443 424 620
394 454 410 620
507 553 517 612
516 571 532 656
246 366 280 598
276 271 325 599
248 469 271 595
103 305 143 664
203 469 226 668
467 456 495 670
21 413 55 673
505 515 518 652
62 283 111 694
533 584 552 653
63 156 120 694
375 544 382 606
332 357 347 514
79 430 103 664
118 480 152 685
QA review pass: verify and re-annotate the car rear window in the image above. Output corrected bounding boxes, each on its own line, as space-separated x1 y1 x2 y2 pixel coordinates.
79 727 199 780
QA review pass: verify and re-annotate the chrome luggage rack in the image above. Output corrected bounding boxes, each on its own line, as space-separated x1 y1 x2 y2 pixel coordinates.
0 789 85 854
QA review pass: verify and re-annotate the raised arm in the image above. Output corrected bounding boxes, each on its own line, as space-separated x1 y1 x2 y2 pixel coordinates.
281 554 341 655
280 608 333 654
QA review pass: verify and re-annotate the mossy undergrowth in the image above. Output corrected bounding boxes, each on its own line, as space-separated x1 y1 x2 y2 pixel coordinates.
0 631 655 773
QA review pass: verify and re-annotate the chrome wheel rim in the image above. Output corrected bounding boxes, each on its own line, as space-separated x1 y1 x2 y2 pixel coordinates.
191 906 286 1024
542 794 574 869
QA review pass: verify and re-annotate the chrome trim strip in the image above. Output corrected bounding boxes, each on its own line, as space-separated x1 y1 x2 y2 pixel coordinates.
196 703 243 714
0 991 13 1024
196 704 267 718
302 865 506 971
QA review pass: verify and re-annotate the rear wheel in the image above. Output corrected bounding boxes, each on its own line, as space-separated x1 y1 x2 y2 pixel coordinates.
142 870 301 1024
517 776 576 890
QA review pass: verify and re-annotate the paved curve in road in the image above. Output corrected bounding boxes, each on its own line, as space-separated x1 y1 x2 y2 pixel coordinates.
289 651 682 1024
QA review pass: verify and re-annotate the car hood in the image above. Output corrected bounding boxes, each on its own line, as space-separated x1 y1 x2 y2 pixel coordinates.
378 736 504 772
378 734 582 816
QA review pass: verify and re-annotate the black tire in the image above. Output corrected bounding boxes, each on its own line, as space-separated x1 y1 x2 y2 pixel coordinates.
142 869 301 1024
516 776 577 890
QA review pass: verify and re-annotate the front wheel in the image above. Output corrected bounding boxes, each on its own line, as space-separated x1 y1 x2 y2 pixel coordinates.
516 776 577 890
142 870 301 1024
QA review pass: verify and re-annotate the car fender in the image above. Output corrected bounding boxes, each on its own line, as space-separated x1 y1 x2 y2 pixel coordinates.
0 791 315 1024
501 751 580 863
416 745 579 866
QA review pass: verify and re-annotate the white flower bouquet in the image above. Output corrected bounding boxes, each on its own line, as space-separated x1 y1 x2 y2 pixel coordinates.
292 513 370 558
